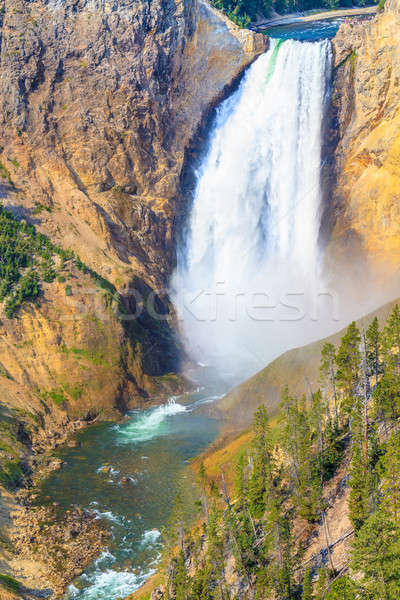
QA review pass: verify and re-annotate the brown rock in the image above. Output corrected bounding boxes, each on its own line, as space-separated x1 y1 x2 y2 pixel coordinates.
329 1 400 280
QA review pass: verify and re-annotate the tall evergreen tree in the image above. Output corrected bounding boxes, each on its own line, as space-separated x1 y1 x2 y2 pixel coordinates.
302 566 313 600
372 369 400 427
249 405 275 518
320 343 339 425
326 575 357 600
379 432 400 525
382 304 400 373
348 399 369 531
314 566 329 600
366 316 381 384
352 510 400 600
335 322 361 417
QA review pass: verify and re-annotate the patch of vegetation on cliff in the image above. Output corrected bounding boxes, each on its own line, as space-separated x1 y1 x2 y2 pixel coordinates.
0 409 31 490
0 459 24 490
0 203 120 319
0 573 21 594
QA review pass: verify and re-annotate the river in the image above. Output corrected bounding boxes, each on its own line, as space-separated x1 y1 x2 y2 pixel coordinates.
37 376 224 599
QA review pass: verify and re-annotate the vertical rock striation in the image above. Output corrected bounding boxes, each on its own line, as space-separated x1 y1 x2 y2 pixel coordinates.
329 0 400 277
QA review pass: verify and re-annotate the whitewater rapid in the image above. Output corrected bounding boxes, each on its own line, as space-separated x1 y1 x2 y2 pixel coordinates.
172 38 333 377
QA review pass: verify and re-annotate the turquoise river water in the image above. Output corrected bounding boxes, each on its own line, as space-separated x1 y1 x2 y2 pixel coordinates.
37 378 224 600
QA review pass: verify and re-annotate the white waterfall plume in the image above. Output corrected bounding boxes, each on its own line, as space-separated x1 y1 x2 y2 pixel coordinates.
172 39 334 380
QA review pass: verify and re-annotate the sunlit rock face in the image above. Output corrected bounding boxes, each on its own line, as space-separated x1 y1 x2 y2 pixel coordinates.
0 0 266 432
330 0 400 279
0 0 267 292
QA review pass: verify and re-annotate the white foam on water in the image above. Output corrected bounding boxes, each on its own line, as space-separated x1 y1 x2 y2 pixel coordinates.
115 399 188 444
91 509 123 526
68 569 144 600
94 550 116 566
141 528 161 547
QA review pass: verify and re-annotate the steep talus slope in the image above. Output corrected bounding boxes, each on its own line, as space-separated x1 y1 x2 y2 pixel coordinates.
328 0 400 275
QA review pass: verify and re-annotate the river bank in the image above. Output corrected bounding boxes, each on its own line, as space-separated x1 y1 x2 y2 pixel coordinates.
251 5 377 30
0 414 114 597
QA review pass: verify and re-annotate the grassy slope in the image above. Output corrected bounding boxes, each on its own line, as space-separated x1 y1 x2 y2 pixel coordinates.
214 297 400 430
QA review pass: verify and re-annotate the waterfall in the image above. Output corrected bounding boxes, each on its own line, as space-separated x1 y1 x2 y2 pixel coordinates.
172 39 333 380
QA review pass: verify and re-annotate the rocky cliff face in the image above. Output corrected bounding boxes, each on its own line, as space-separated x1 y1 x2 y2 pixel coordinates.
329 0 400 277
0 0 266 291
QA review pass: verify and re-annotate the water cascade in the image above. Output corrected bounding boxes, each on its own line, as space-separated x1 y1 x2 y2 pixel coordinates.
172 38 333 379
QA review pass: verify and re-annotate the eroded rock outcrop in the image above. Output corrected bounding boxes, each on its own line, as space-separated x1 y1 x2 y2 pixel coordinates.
0 0 266 291
329 0 400 275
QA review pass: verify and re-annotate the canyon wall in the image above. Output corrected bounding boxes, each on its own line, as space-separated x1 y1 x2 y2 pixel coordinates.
0 0 266 423
329 0 400 277
0 0 266 291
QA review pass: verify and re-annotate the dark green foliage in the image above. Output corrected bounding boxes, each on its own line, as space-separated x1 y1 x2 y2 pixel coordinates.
326 575 357 599
0 459 24 490
173 550 189 600
335 322 361 416
0 204 67 316
0 573 21 593
382 304 400 371
249 404 275 517
379 432 400 524
160 307 400 600
314 566 329 600
373 370 400 425
366 317 381 384
320 343 339 425
0 203 117 317
352 510 400 600
302 566 313 600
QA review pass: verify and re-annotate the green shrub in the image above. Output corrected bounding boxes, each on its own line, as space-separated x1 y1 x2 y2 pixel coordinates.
0 460 24 490
65 284 72 296
0 573 21 593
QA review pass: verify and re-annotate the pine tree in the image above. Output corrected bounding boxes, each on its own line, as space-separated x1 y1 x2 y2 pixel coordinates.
326 575 358 599
174 549 190 600
335 322 361 417
320 343 339 425
314 566 329 600
382 304 400 373
249 405 274 518
379 432 400 525
352 509 400 600
366 316 380 385
348 399 369 531
235 451 248 503
372 369 400 427
302 566 313 600
264 500 297 600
